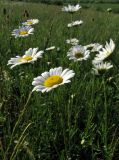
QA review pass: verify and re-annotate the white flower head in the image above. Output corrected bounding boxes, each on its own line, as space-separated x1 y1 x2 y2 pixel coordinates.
67 45 90 62
66 38 79 46
92 61 113 75
47 62 52 65
7 48 44 69
22 19 39 26
62 4 81 13
57 47 61 52
45 46 55 51
32 67 75 93
93 39 115 63
81 139 85 145
12 26 34 38
85 43 103 52
107 8 112 12
67 20 83 28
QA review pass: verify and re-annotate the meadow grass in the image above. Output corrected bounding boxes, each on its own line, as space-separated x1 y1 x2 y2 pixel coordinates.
0 1 119 160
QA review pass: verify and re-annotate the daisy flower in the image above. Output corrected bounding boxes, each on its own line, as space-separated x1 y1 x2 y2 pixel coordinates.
32 67 75 93
85 43 103 52
12 26 34 38
7 48 44 69
62 4 81 13
22 19 39 26
67 20 83 28
45 46 55 51
67 45 90 62
93 39 115 63
92 61 113 75
66 38 79 46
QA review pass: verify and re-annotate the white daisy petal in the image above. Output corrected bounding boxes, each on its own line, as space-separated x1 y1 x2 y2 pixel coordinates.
67 20 83 28
41 72 50 79
63 73 75 81
49 68 54 76
45 46 55 51
61 69 70 77
93 39 115 62
63 80 71 83
55 67 62 75
32 85 45 92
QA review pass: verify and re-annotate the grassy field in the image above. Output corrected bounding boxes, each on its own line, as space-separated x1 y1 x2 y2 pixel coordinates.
1 1 119 160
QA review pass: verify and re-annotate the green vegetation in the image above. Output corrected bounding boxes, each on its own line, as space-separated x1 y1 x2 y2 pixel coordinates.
2 0 119 4
0 1 119 160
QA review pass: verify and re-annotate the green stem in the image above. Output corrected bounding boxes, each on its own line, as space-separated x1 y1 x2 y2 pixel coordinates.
4 91 32 160
10 123 32 160
69 13 73 39
103 78 108 159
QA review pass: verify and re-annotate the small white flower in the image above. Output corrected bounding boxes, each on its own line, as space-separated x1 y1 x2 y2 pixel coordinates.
32 67 75 93
57 47 61 52
71 93 76 99
66 38 79 46
45 46 55 51
47 62 52 65
67 20 83 28
7 48 44 69
62 4 81 13
93 39 115 63
92 61 113 75
85 43 103 52
81 139 85 145
67 45 90 62
107 8 112 12
12 26 34 38
22 19 39 26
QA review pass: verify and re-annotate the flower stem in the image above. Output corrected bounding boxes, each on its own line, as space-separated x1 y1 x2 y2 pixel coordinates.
4 91 32 160
103 78 108 159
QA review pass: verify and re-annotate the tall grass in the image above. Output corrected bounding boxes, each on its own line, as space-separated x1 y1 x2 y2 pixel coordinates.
0 1 119 160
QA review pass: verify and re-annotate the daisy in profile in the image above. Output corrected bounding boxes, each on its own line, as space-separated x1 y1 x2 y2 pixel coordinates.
66 38 79 46
32 67 75 93
45 46 55 51
93 39 115 63
67 20 83 28
7 48 44 69
22 19 39 26
62 4 81 13
67 45 90 62
92 61 113 75
12 26 34 38
85 43 103 52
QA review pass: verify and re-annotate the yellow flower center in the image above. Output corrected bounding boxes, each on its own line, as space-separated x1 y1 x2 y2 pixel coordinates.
20 56 33 62
44 75 63 87
27 21 33 25
75 52 84 59
20 30 28 35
